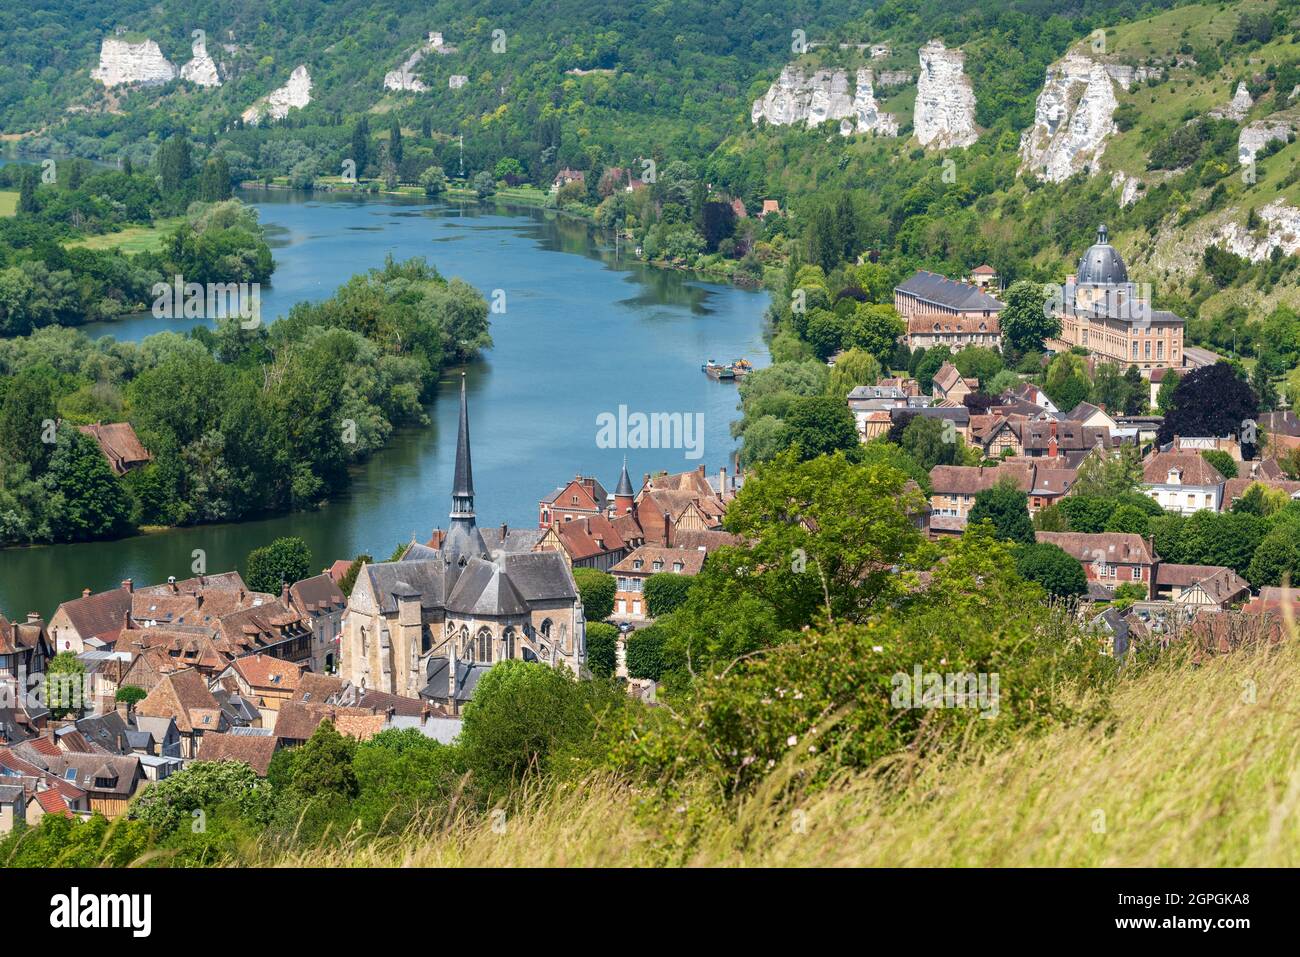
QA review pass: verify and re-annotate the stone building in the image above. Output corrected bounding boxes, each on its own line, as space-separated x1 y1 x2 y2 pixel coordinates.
341 377 585 700
1052 225 1184 373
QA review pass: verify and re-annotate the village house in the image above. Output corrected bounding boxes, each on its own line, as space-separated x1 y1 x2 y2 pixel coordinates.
212 654 303 732
967 264 1000 292
1259 410 1300 455
1065 401 1118 432
0 784 24 834
930 362 979 404
1142 451 1225 514
928 462 1035 534
1222 476 1300 508
539 475 610 527
895 270 1004 351
552 168 586 189
1049 225 1184 374
554 514 631 571
610 545 707 620
0 613 52 691
0 746 88 823
1152 564 1250 611
134 668 228 758
1014 419 1110 460
273 700 387 746
75 422 152 475
48 580 134 654
288 573 348 674
77 650 133 713
888 405 971 444
10 736 145 820
1035 531 1158 598
848 386 931 441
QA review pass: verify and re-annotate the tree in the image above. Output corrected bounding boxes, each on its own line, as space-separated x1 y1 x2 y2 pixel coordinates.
1156 369 1181 414
1233 482 1290 516
826 348 881 401
420 165 447 197
1091 362 1127 412
1123 365 1145 414
473 170 496 198
584 621 618 678
388 118 403 166
283 719 359 799
1112 581 1147 609
967 479 1035 544
1252 363 1278 412
1247 525 1299 588
847 304 905 367
1000 280 1059 354
898 414 959 471
1201 449 1237 480
1157 363 1258 449
351 117 370 175
0 368 57 474
338 554 372 596
953 346 1004 386
1014 542 1087 599
42 427 132 541
644 572 693 617
132 760 271 835
572 567 615 621
115 685 147 706
915 346 953 394
17 167 37 214
626 624 668 680
1044 353 1091 412
786 395 858 460
44 651 87 718
244 536 311 593
1104 503 1150 537
198 156 232 202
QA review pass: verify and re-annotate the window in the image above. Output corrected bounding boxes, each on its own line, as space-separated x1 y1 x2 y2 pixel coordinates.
504 629 516 660
540 619 552 640
632 600 641 615
652 560 663 571
1132 341 1138 358
633 559 643 570
1157 341 1164 360
673 562 684 572
1144 341 1151 358
477 628 492 663
1131 567 1141 581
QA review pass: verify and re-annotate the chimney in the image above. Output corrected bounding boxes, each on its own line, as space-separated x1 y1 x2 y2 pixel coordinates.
121 579 133 593
719 466 727 497
82 588 92 598
26 612 40 624
420 704 430 727
663 513 671 547
1048 420 1058 459
281 581 289 604
116 698 132 722
500 522 508 540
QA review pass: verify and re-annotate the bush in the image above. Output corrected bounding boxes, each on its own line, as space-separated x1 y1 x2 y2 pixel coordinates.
644 573 693 617
244 536 311 594
115 685 147 705
1014 542 1087 599
1201 449 1238 480
572 567 615 622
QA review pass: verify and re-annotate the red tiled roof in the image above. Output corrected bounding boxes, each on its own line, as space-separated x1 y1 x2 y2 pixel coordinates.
1143 451 1226 487
75 422 151 475
34 788 73 818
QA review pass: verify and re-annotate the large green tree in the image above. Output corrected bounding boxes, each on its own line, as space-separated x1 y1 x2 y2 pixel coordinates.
244 536 312 593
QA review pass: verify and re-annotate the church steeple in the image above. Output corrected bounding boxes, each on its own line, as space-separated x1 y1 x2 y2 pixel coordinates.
444 373 489 564
451 372 475 517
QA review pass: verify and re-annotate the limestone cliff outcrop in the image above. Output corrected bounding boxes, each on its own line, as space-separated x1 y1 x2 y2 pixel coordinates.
1213 200 1300 261
913 41 977 149
1238 118 1293 166
751 66 898 136
384 32 453 92
242 64 312 125
1020 53 1120 183
179 34 221 87
1210 81 1252 121
91 38 178 87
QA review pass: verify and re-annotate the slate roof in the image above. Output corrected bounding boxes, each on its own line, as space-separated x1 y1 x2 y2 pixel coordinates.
366 559 449 614
1075 225 1129 285
447 557 530 616
422 659 490 703
74 712 132 755
289 573 346 615
896 270 1006 312
30 751 141 796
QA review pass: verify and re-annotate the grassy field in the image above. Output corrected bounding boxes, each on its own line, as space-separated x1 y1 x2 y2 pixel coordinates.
269 624 1300 868
0 190 17 217
64 217 184 254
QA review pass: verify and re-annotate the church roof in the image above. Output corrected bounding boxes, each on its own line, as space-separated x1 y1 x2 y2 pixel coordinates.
1076 224 1129 285
364 560 449 614
446 558 530 617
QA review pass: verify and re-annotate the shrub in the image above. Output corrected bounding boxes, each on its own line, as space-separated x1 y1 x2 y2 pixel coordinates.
585 622 619 678
626 625 668 681
644 573 693 617
572 567 615 622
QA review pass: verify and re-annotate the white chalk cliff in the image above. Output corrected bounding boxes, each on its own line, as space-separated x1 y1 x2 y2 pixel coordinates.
1211 81 1253 121
1213 200 1300 261
384 33 449 92
1020 53 1120 183
91 38 178 87
913 41 977 149
1238 118 1292 166
180 34 221 87
242 64 312 125
751 66 897 136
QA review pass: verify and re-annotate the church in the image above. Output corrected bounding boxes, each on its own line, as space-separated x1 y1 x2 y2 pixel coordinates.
1052 224 1185 375
340 376 586 708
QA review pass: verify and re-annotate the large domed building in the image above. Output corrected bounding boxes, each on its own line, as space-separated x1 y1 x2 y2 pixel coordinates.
1054 225 1184 375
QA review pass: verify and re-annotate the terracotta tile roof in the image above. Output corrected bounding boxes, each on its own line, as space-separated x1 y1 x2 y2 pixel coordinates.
328 559 354 584
1036 531 1157 565
294 672 346 703
230 653 303 691
198 732 278 776
274 700 385 743
643 467 714 496
54 586 133 644
135 668 223 733
1223 477 1300 503
1156 564 1250 604
668 528 743 552
556 514 627 561
1015 421 1109 452
34 788 73 818
1142 451 1226 487
610 545 707 577
929 462 1033 496
0 614 49 656
75 422 151 475
289 573 346 614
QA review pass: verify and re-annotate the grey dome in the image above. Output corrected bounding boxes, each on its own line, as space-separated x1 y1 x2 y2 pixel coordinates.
1076 224 1128 285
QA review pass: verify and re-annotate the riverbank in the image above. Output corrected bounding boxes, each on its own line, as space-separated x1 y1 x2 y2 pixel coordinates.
0 192 771 617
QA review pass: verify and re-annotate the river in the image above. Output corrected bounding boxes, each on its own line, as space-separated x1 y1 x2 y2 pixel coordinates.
0 189 770 617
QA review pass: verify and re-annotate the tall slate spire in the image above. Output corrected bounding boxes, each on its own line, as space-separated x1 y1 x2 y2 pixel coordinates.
444 372 489 564
451 372 474 514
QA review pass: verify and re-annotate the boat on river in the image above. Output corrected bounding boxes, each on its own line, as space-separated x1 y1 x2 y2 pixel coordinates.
702 358 752 381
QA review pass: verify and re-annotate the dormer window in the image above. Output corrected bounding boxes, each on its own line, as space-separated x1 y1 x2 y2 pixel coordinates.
633 559 643 570
673 562 684 572
1167 468 1182 485
652 561 663 571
